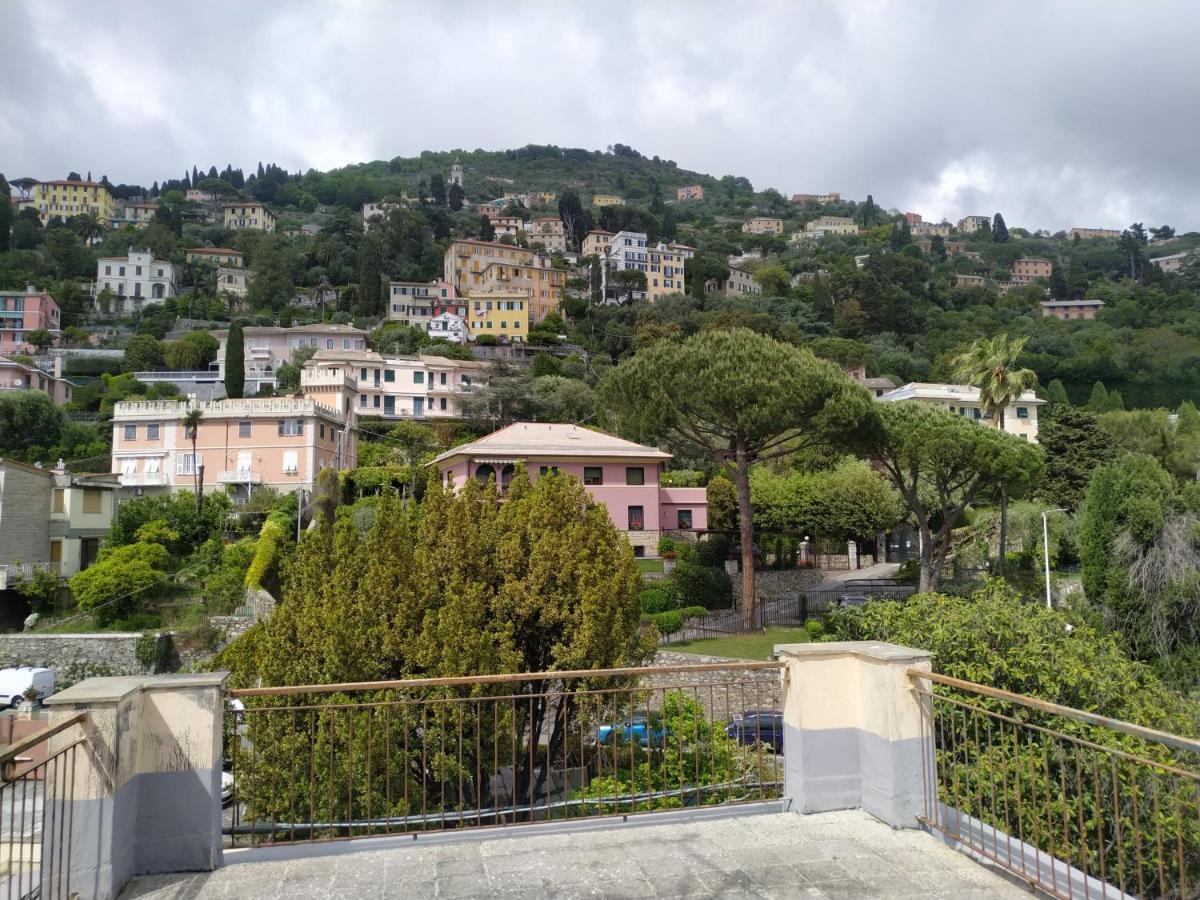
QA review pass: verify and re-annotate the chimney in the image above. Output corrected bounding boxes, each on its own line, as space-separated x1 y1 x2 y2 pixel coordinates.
53 356 63 378
26 284 36 295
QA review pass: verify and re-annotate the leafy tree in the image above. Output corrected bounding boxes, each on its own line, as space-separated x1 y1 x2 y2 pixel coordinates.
750 459 903 540
992 213 1009 243
108 491 233 560
929 235 947 260
448 183 464 212
1149 225 1175 241
1043 378 1071 411
870 403 1044 591
888 221 912 250
275 345 316 392
1087 381 1111 412
246 239 295 310
24 329 52 353
121 334 164 372
706 474 737 531
357 235 384 316
478 215 495 243
11 208 43 250
1037 408 1113 511
858 194 878 228
428 173 446 206
0 391 64 453
225 320 245 398
531 375 595 422
599 329 876 626
385 421 440 497
71 541 171 627
753 264 790 297
163 340 201 370
180 330 219 367
14 565 63 615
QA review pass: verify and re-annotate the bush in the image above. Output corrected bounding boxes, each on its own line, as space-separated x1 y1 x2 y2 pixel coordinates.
678 605 707 620
652 610 684 635
805 619 825 640
135 632 160 669
639 587 675 614
244 514 289 592
670 561 733 610
70 543 170 627
64 356 123 376
696 534 731 568
202 537 257 613
657 535 676 555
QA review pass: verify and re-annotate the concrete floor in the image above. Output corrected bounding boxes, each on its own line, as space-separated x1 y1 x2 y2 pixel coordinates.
122 808 1033 899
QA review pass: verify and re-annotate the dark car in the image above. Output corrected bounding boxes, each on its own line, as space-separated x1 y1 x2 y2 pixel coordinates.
725 711 783 753
836 593 869 607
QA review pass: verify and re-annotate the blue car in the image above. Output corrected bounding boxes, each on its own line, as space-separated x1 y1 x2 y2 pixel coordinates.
597 713 667 747
725 711 783 753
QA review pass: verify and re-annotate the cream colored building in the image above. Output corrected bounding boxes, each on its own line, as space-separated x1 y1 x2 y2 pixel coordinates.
911 222 951 237
215 323 368 394
591 194 623 207
742 217 784 236
877 382 1043 442
802 216 859 238
1012 258 1053 282
95 249 178 312
525 217 566 252
186 248 244 268
582 230 614 258
27 179 117 224
1040 299 1104 321
217 267 250 298
443 239 563 321
957 215 991 233
223 202 276 232
1069 227 1121 241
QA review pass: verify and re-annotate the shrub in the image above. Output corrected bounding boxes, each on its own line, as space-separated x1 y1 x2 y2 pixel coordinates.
678 605 707 620
71 542 170 627
696 534 731 569
652 610 684 635
657 536 676 555
135 632 161 670
805 619 825 640
64 356 122 376
639 587 674 614
244 514 289 592
670 561 733 611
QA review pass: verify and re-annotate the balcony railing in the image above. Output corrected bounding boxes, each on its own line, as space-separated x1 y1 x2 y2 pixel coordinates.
119 471 170 487
218 470 263 485
225 662 784 846
0 562 52 590
910 670 1200 900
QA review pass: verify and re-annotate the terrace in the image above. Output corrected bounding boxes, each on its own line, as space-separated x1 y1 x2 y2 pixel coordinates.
0 644 1195 900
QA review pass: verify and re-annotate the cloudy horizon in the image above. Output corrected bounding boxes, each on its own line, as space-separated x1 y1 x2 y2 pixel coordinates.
2 0 1198 233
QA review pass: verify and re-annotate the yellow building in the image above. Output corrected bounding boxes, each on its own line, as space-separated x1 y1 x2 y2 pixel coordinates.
443 239 564 321
467 291 529 343
742 217 784 235
646 243 689 302
591 194 624 207
30 180 117 224
223 202 276 232
582 230 614 258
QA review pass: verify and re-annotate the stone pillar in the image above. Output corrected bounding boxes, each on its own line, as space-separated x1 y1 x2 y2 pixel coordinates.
847 540 859 570
775 641 932 828
42 673 229 899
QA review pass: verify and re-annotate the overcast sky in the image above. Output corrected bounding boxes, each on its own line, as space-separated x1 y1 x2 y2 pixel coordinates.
3 1 1198 232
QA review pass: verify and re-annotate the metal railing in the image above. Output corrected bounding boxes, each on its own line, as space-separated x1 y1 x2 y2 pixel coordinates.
0 711 86 900
225 662 785 846
910 670 1200 900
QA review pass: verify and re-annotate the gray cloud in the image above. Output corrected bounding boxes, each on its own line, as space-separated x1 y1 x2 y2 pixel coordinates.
2 0 1197 231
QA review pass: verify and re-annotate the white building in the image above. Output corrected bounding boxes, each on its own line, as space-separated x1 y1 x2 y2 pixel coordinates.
1151 251 1194 274
387 280 457 327
427 312 470 344
95 248 178 313
603 230 650 302
217 266 250 298
304 349 487 419
876 382 1044 442
449 160 463 188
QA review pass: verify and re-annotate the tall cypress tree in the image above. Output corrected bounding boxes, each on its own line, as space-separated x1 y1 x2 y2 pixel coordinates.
225 320 245 399
992 213 1009 243
0 174 12 252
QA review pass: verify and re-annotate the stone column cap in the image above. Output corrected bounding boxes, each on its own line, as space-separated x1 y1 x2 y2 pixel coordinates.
774 641 932 663
46 672 230 706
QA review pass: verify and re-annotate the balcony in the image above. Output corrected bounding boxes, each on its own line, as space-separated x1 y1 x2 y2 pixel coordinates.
248 346 273 359
218 470 263 485
0 562 51 590
119 471 170 487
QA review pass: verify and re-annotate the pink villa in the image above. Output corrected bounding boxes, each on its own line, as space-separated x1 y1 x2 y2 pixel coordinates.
0 355 73 404
0 287 61 354
431 423 708 557
110 365 357 502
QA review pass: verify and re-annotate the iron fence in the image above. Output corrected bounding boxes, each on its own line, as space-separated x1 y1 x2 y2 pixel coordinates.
911 670 1200 900
225 663 785 846
0 711 86 900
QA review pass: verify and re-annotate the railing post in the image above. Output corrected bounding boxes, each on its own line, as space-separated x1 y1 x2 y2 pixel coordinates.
43 673 229 899
775 641 932 828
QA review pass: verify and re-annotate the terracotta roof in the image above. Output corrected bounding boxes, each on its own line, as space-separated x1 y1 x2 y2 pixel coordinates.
187 247 243 255
431 422 672 466
39 180 107 188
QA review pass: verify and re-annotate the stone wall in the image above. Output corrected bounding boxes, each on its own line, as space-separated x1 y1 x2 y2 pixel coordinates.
639 650 783 720
731 568 826 602
0 633 148 682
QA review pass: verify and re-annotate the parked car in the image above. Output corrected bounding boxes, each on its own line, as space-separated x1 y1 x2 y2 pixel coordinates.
221 770 235 807
597 713 667 747
0 667 54 708
725 711 783 753
836 593 869 608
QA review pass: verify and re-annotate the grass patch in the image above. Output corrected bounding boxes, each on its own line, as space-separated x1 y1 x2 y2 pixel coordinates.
668 626 811 660
635 558 665 574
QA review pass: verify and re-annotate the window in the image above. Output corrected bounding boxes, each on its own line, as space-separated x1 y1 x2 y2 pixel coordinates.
627 506 645 530
633 545 646 558
282 450 299 474
320 424 326 439
52 489 65 513
583 466 603 485
625 467 644 486
677 509 693 529
359 395 367 408
538 465 558 476
384 396 395 415
123 424 137 440
343 338 351 349
238 420 252 438
1016 407 1030 419
373 395 380 408
177 453 201 475
326 339 334 349
278 419 303 436
121 458 138 476
440 372 447 385
145 459 160 474
384 370 395 383
414 372 424 384
439 398 447 410
147 424 160 440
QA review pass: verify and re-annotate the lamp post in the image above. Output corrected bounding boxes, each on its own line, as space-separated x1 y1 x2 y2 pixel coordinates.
1042 508 1066 609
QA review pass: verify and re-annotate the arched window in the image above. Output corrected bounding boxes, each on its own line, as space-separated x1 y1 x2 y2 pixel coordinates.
474 464 495 484
152 283 165 299
500 464 515 488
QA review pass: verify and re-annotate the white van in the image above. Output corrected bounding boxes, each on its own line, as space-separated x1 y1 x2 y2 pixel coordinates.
0 667 55 707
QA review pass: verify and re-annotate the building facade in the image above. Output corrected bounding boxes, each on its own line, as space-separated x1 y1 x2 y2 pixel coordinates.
443 240 564 321
1040 299 1104 321
48 469 120 577
877 382 1044 442
186 248 244 268
27 179 117 224
802 216 859 238
1011 258 1053 282
1151 251 1195 273
110 395 356 502
0 356 72 404
95 249 178 312
676 185 705 201
1068 227 1121 241
215 323 368 394
223 203 276 232
708 266 762 297
0 288 60 354
742 217 784 235
304 349 486 419
431 423 709 557
467 291 529 343
957 216 991 233
582 230 614 258
0 459 53 583
427 312 469 344
387 280 457 328
525 217 566 252
217 267 250 298
591 195 623 207
911 222 951 237
791 193 840 205
114 201 158 229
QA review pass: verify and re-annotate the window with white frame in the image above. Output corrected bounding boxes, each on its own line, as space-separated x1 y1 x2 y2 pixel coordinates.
282 451 299 474
237 451 252 472
177 453 201 475
145 458 160 474
121 458 137 475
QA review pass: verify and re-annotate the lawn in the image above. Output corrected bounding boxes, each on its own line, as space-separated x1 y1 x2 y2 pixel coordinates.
635 558 665 574
667 626 811 661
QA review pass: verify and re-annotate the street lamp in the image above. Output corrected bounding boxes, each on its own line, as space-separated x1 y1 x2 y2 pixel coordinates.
1042 508 1066 609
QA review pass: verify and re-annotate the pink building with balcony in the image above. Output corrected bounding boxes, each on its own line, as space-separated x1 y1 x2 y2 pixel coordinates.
0 287 60 354
0 355 73 404
431 423 707 556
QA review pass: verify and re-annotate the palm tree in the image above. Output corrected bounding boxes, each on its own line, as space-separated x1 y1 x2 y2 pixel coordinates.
73 213 105 245
183 407 204 512
951 334 1038 574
